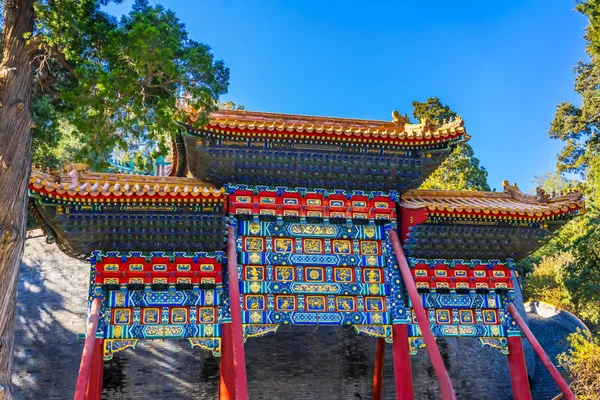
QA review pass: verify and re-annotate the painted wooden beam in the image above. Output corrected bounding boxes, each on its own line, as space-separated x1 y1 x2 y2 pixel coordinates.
74 297 102 400
388 230 456 400
507 303 575 400
226 225 249 400
391 324 415 400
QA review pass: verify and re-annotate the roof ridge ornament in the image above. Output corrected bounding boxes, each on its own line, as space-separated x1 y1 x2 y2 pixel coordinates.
391 110 410 128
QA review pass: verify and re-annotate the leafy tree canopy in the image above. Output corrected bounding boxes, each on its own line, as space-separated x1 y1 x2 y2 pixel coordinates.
523 1 600 335
549 0 600 175
414 97 490 191
6 0 230 172
558 330 600 400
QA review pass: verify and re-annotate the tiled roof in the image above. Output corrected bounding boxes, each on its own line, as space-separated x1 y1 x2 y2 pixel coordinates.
180 106 468 144
401 181 584 217
29 165 224 198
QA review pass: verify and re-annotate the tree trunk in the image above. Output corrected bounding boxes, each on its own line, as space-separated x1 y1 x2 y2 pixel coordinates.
0 1 35 399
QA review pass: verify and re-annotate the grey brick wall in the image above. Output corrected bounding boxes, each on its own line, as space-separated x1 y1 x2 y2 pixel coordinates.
12 233 572 399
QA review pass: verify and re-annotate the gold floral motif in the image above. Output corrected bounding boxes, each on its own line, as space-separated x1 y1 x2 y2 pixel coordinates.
248 252 262 264
205 325 214 336
205 291 214 305
307 296 325 310
250 311 262 323
274 238 293 253
335 268 352 282
290 224 335 236
333 240 351 254
145 326 164 336
245 237 263 252
360 241 378 255
163 326 183 335
366 269 380 283
371 313 383 323
115 292 125 307
113 325 123 338
366 256 378 267
247 266 263 281
275 266 293 281
292 283 338 293
172 308 187 324
304 239 322 253
200 308 215 323
249 222 261 235
363 226 376 239
249 281 261 293
369 284 380 295
143 308 160 324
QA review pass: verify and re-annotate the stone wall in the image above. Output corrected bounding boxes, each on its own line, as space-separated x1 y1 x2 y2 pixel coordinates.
12 233 570 399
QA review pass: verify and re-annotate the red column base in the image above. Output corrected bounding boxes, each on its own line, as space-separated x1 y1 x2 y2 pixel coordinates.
372 338 385 400
85 338 104 400
507 336 532 400
391 324 415 400
219 323 234 400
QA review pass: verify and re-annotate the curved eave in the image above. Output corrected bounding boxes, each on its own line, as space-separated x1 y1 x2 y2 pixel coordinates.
29 171 225 200
400 186 585 221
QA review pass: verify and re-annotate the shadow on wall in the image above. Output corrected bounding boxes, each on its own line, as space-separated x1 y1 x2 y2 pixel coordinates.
12 235 89 400
12 235 555 400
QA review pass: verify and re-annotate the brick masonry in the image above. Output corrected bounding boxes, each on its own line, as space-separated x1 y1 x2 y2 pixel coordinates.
12 233 574 399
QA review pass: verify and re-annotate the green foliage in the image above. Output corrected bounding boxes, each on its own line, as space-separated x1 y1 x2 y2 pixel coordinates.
420 143 490 191
557 330 600 399
26 0 229 171
219 101 245 111
413 97 490 191
531 170 579 195
31 98 84 171
549 1 600 175
523 1 600 334
412 97 457 124
522 253 574 312
523 163 600 331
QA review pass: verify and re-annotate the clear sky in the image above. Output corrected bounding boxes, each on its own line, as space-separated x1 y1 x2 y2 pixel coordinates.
105 0 588 191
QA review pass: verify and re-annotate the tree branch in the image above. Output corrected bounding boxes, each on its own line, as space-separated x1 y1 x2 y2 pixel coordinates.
50 46 78 79
24 34 44 57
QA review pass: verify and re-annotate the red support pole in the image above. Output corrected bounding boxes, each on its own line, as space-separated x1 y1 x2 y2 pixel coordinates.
372 338 385 400
388 230 456 400
85 339 104 400
74 297 102 400
507 303 575 400
391 324 415 400
219 323 234 400
225 226 249 400
507 336 532 400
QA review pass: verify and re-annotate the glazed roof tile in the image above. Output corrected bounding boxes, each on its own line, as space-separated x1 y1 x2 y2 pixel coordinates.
29 165 224 198
401 181 584 217
180 106 468 143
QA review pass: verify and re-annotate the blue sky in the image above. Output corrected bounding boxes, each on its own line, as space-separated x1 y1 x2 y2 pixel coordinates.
106 0 588 191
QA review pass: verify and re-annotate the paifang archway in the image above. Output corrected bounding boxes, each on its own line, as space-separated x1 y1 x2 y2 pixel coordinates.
28 108 584 399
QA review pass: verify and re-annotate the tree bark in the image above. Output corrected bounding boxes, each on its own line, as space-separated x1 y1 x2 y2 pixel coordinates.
0 1 35 399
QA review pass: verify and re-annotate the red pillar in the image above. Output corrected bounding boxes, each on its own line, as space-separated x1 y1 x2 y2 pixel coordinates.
388 230 456 400
507 336 532 400
74 297 102 400
507 303 575 400
85 339 104 400
372 338 385 400
219 323 234 400
223 226 248 400
391 324 415 400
